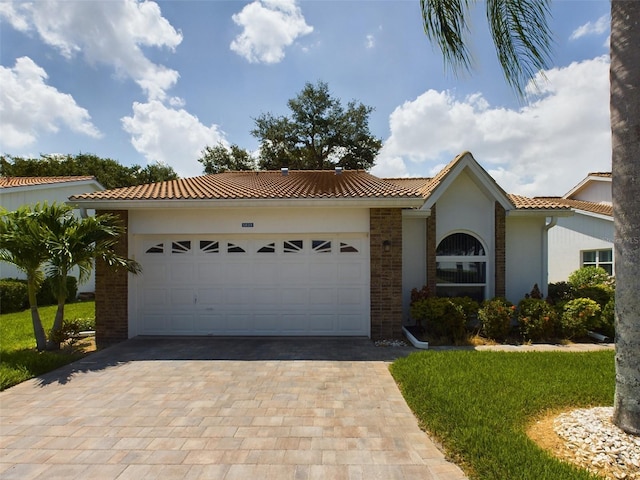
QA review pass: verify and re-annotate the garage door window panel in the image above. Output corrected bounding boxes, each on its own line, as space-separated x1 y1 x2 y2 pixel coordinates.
172 241 191 254
284 240 304 253
200 240 219 253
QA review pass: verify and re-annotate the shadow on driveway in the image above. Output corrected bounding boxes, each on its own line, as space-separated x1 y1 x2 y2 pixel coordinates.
34 336 417 388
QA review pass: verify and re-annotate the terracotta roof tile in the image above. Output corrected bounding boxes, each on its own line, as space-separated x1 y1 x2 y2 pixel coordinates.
508 194 567 210
383 177 433 196
0 176 97 188
534 197 612 216
588 172 612 178
70 170 423 201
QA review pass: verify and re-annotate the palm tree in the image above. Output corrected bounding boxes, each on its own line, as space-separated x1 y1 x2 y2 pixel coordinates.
419 0 639 434
38 203 142 350
0 206 49 351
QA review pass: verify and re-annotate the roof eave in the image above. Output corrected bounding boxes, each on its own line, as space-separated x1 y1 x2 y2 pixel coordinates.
68 197 426 210
507 209 574 217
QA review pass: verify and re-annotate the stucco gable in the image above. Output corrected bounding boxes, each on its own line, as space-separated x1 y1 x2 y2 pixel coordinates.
419 152 514 211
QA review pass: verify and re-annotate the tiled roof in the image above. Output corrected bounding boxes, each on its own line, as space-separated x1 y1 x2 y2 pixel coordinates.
588 172 611 178
69 170 423 201
508 195 574 211
0 176 97 189
383 177 432 196
534 197 612 217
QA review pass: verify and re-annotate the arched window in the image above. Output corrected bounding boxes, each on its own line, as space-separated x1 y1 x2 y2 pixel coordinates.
436 233 486 301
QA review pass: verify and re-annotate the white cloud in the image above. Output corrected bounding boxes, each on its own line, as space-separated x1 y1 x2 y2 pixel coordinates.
0 0 182 100
0 57 101 149
121 101 227 177
373 56 611 196
570 15 609 40
365 34 375 49
230 0 313 64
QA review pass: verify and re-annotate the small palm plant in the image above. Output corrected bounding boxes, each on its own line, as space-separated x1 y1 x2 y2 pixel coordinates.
0 206 50 350
1 203 141 351
38 203 142 350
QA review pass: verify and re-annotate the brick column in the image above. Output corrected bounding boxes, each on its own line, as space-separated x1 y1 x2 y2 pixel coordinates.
494 202 506 298
370 208 403 339
95 210 129 348
426 204 437 295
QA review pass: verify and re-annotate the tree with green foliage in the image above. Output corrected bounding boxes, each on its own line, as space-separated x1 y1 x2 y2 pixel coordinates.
252 81 382 171
0 203 141 351
0 207 50 350
37 203 141 350
198 143 256 174
0 153 178 189
420 0 639 435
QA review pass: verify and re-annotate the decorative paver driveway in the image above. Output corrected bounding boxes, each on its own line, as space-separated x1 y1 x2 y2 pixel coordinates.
0 338 467 480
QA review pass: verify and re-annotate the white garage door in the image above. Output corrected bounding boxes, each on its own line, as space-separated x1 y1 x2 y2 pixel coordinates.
134 235 369 336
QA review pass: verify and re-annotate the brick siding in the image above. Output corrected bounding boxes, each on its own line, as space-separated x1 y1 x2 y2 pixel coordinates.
95 210 129 348
369 208 403 339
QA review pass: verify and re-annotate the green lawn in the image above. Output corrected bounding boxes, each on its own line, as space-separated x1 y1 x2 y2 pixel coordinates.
0 301 95 391
390 350 614 480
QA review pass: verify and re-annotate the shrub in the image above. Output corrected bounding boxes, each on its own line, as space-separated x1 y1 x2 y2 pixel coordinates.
49 317 96 346
0 279 28 313
410 285 431 305
600 296 615 339
547 281 576 305
568 266 611 289
478 298 515 342
527 283 543 299
410 297 474 343
517 298 558 342
575 285 612 308
560 298 601 339
36 276 78 306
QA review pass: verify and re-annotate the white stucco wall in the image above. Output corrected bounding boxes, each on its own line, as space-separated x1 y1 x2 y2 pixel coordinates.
435 170 495 299
128 207 370 236
0 181 102 293
547 213 614 282
505 216 547 302
401 216 426 322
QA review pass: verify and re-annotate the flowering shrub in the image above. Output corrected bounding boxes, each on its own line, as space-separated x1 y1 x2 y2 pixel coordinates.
517 298 558 342
478 298 515 341
560 298 601 339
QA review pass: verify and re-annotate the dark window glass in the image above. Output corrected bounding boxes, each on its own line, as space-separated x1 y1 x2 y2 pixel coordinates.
436 233 485 256
436 262 486 284
200 241 219 253
172 241 191 254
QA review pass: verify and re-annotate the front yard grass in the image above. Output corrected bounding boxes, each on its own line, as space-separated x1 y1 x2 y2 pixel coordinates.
0 301 95 391
390 350 615 480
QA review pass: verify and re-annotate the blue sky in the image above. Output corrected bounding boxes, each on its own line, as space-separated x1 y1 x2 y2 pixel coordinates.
0 0 611 195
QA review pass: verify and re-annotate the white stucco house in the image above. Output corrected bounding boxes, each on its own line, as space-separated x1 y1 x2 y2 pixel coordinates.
69 152 572 346
0 176 104 293
541 172 613 282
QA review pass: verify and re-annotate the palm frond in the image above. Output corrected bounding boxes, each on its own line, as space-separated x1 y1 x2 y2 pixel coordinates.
420 0 474 74
486 0 553 96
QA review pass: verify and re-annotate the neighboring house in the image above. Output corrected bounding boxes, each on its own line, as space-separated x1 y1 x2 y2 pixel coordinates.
69 152 572 346
0 176 105 293
539 172 613 282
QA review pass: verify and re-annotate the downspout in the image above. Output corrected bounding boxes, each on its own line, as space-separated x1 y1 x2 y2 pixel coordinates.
542 216 558 297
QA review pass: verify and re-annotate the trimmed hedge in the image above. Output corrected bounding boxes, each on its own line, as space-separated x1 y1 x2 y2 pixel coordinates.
0 279 28 313
0 276 77 313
